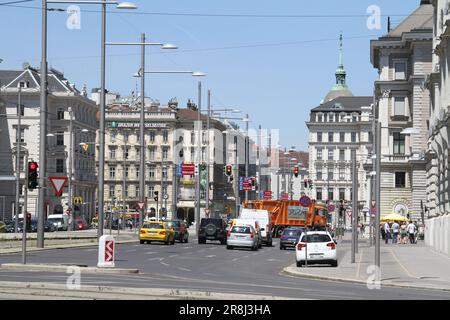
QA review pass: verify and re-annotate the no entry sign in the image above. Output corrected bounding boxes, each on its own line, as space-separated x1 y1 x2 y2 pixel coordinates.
300 195 311 207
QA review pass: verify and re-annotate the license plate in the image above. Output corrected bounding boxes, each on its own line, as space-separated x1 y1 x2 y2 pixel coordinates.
148 231 157 234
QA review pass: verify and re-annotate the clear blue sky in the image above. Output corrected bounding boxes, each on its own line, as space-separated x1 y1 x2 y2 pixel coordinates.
0 0 419 151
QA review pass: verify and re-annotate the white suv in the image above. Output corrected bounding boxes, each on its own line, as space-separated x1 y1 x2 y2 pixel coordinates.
295 231 337 267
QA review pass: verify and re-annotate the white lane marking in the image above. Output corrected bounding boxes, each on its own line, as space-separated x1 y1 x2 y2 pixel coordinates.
177 267 191 272
126 249 137 253
160 262 170 267
206 255 216 258
182 246 192 249
148 257 164 261
267 259 277 262
168 255 178 258
232 258 240 262
84 249 96 252
144 252 157 255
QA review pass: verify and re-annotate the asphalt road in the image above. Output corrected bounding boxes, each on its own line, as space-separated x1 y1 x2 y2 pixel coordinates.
1 238 450 300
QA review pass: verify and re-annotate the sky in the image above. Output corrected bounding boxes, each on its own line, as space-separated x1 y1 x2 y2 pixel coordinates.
0 0 419 151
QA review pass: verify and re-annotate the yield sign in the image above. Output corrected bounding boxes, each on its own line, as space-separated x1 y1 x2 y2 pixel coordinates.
49 177 68 197
137 202 145 210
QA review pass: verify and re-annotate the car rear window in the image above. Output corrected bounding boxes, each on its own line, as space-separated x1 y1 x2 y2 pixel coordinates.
201 219 222 227
143 223 164 229
167 221 180 228
283 230 302 236
302 234 331 243
231 226 252 234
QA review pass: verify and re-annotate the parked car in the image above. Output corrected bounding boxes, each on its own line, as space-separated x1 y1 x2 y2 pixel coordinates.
139 221 175 245
280 227 305 250
166 220 189 243
239 208 273 246
226 224 259 251
74 217 88 230
229 218 262 248
198 218 227 244
295 231 338 267
47 214 69 231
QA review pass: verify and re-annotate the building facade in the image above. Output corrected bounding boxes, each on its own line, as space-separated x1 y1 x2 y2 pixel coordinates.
0 64 98 221
424 0 450 256
370 1 432 224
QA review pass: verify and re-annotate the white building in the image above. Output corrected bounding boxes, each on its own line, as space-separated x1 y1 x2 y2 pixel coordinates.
424 0 450 256
370 1 432 224
0 64 98 221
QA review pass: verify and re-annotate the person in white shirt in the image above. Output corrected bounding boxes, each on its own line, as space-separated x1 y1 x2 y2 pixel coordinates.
392 222 400 244
384 222 391 244
407 222 416 244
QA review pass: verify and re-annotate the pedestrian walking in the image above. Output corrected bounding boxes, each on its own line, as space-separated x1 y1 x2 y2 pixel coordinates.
127 219 133 231
392 221 400 244
384 222 391 244
407 221 416 244
400 222 408 244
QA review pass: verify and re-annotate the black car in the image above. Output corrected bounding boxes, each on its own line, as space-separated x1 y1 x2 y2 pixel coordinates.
198 218 227 245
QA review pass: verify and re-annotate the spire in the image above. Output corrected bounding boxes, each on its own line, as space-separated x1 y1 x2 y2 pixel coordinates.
335 32 346 86
338 32 343 68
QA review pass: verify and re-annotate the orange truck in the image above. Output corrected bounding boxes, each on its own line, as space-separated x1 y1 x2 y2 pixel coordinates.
243 200 329 237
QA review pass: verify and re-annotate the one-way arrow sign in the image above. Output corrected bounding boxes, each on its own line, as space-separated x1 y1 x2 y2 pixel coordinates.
49 177 68 197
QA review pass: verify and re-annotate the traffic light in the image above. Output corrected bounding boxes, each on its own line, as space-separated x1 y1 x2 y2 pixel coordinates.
26 213 31 232
293 166 299 178
27 161 38 190
304 179 308 188
224 164 232 177
308 179 313 189
153 191 159 202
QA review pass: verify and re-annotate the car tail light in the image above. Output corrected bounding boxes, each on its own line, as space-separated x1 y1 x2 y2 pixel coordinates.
250 232 254 239
327 242 336 250
297 243 306 250
140 230 146 234
159 231 166 235
227 230 231 238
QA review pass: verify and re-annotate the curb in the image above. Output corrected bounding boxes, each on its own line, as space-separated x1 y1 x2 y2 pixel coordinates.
0 239 138 255
1 263 139 274
0 281 294 300
281 267 450 292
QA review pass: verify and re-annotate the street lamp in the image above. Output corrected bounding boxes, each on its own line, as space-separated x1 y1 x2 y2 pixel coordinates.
38 0 137 247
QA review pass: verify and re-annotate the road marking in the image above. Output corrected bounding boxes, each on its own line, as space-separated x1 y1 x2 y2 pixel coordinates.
126 249 137 253
206 255 216 258
389 249 417 278
160 262 169 267
232 258 240 262
177 267 191 272
148 257 164 261
182 246 192 249
84 249 96 252
168 255 178 258
267 259 277 262
144 252 157 255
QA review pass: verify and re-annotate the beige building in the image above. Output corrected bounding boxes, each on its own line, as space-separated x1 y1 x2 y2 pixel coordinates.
370 1 432 223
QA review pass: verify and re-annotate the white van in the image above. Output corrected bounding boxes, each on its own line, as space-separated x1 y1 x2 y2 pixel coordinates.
239 208 273 246
47 214 69 231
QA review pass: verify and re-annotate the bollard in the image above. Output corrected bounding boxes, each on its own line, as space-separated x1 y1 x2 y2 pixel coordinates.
98 234 115 268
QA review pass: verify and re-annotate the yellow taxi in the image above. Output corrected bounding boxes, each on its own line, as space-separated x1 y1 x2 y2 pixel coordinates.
139 221 175 245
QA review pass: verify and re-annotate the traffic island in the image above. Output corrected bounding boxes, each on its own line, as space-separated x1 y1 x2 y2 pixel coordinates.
0 263 139 274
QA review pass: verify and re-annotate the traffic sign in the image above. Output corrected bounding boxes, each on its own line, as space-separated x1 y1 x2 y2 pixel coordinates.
163 194 169 200
181 163 195 176
97 235 115 268
300 195 311 207
264 191 272 200
137 202 145 210
328 204 336 212
281 193 289 200
49 177 68 197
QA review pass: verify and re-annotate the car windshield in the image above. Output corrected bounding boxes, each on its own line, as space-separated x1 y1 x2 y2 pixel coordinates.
48 218 63 223
283 229 303 236
231 226 252 234
143 223 164 229
302 234 332 243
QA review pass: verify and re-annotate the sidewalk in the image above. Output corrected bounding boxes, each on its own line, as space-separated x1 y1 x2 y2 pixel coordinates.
282 232 450 291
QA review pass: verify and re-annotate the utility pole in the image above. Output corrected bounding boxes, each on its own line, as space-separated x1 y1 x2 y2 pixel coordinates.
257 125 261 200
139 32 145 229
15 86 22 233
234 136 239 217
68 107 74 231
22 153 28 264
351 149 357 263
206 90 211 211
160 157 163 220
195 81 202 233
37 0 48 248
375 121 381 268
122 140 127 228
245 114 249 202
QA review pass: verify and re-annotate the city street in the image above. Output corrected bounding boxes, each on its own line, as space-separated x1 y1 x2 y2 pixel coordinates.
1 238 449 300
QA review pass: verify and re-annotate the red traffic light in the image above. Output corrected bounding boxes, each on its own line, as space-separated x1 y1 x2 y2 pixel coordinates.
29 162 38 170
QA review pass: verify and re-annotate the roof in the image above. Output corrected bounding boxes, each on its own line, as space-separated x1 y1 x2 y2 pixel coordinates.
387 3 433 38
323 86 353 103
311 96 373 113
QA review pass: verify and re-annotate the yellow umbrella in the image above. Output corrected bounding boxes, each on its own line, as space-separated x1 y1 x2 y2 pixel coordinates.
380 213 408 222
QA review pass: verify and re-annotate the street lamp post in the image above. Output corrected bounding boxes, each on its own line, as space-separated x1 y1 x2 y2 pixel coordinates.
14 86 22 233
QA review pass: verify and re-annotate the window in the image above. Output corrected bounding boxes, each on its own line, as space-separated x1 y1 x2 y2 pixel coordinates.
123 131 129 143
394 97 406 116
339 149 345 161
109 147 116 159
328 113 334 122
328 149 334 161
328 132 334 142
136 147 140 160
109 185 115 198
351 132 357 143
149 131 155 143
125 147 129 160
317 114 323 122
328 169 334 180
352 114 358 122
162 167 168 178
162 186 168 196
56 159 64 173
148 167 155 179
340 132 345 142
136 167 139 179
317 149 322 160
111 132 116 143
202 132 207 144
339 188 345 200
317 132 322 142
148 186 155 197
202 147 206 161
162 147 169 160
393 132 405 154
16 128 25 143
163 130 169 143
316 168 322 180
328 188 334 201
124 166 128 178
316 189 323 201
339 167 345 179
57 109 64 120
136 132 140 142
109 167 116 179
190 147 195 159
149 146 156 160
394 62 406 80
395 172 406 188
191 131 195 144
125 186 128 198
135 186 139 198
